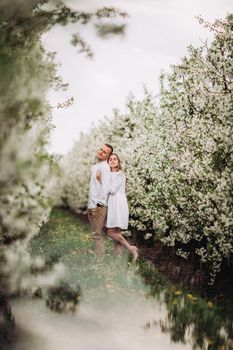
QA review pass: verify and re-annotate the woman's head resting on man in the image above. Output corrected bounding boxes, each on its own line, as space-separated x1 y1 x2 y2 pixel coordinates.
108 153 122 172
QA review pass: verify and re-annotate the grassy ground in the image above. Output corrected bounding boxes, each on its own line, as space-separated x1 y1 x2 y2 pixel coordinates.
30 208 149 301
29 208 233 349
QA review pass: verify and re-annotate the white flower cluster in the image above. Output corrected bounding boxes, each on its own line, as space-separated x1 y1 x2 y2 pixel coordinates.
59 15 233 282
0 29 58 296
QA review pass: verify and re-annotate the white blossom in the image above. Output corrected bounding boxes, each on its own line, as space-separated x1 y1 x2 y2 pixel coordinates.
58 15 233 283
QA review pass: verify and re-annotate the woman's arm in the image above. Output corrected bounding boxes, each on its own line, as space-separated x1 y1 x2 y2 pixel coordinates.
96 170 101 182
97 165 111 205
109 173 123 194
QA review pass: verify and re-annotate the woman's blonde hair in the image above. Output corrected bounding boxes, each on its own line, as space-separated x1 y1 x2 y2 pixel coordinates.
108 153 123 171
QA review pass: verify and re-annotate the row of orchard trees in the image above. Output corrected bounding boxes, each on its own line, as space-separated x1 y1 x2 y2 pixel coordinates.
59 15 233 283
0 0 127 337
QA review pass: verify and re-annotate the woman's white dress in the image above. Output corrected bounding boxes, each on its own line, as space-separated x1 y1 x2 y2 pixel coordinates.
106 171 129 229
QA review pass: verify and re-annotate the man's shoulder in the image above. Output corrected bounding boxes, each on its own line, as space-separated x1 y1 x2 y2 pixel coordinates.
91 163 98 172
99 161 110 170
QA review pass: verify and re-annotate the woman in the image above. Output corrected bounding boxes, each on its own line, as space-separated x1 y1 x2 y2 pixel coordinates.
97 153 138 260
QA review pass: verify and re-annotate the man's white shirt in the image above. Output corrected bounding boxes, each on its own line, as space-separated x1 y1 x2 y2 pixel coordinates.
88 160 111 209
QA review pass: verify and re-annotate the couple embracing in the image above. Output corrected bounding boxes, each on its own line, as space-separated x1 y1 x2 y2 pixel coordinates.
87 143 138 261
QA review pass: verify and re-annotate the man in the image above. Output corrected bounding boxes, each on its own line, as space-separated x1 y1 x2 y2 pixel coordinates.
87 143 113 258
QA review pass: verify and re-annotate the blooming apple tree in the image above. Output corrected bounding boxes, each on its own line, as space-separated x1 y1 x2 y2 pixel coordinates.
61 15 233 282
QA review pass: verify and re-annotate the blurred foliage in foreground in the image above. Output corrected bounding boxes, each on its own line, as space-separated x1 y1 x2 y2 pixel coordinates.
0 0 127 345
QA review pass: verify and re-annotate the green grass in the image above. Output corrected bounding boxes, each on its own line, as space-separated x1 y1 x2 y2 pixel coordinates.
31 208 145 300
30 208 233 349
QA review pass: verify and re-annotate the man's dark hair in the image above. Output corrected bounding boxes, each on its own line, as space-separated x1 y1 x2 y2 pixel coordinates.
105 143 113 154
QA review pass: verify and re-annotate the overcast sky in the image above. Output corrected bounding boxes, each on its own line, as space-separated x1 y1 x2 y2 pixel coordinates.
44 0 233 155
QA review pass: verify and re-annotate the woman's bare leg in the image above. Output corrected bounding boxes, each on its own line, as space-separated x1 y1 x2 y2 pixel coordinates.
108 228 138 260
114 241 123 255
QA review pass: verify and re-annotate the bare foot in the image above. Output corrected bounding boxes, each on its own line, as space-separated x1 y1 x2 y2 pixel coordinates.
131 246 138 261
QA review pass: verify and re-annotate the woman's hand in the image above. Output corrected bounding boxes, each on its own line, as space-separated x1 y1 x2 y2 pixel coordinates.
96 170 102 183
